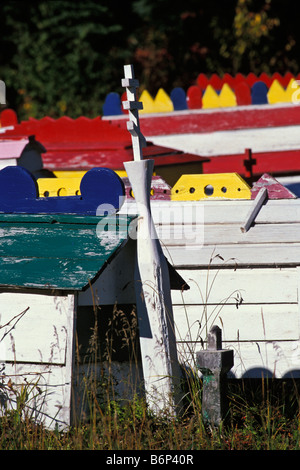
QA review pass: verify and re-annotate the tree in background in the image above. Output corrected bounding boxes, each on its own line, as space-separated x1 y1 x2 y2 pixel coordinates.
0 0 298 119
130 0 284 90
0 0 134 119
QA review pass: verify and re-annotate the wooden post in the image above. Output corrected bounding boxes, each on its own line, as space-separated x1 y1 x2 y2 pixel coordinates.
122 64 183 415
197 326 234 427
240 187 268 233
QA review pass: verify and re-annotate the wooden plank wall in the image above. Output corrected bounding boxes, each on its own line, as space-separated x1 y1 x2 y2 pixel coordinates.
0 292 75 430
120 199 300 379
171 267 299 379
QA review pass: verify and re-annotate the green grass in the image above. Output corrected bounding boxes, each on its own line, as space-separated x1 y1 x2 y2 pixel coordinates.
1 375 300 450
1 270 300 450
1 301 300 450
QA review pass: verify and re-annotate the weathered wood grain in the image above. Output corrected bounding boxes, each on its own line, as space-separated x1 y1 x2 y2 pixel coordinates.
127 197 300 379
171 267 298 305
147 124 300 158
0 293 71 364
0 213 135 290
0 293 75 429
162 243 300 268
120 199 300 267
173 304 299 343
139 199 300 225
251 173 297 200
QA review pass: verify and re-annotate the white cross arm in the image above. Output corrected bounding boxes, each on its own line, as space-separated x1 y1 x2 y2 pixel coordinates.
122 64 147 161
121 78 139 88
122 100 143 111
127 121 147 147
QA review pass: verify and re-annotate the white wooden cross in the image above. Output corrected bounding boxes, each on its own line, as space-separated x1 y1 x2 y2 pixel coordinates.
121 64 147 161
122 64 183 415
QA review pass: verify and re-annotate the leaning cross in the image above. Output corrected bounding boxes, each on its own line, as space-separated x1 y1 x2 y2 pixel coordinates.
121 64 147 161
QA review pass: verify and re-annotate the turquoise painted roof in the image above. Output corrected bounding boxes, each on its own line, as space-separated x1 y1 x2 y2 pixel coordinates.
0 213 135 291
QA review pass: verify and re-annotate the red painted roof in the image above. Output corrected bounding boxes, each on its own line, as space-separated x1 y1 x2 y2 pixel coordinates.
108 104 300 177
0 114 208 171
109 104 300 136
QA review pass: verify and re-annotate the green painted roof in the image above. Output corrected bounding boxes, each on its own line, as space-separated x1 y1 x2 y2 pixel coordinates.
0 213 135 291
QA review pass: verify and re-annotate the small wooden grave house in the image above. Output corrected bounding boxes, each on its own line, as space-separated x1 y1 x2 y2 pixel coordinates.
0 165 187 429
120 172 300 381
0 165 135 430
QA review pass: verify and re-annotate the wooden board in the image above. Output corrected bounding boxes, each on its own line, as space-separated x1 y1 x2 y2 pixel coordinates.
119 198 300 378
122 198 300 226
219 84 237 107
173 304 299 343
121 199 300 268
170 266 300 379
78 238 136 306
0 293 75 430
146 125 300 158
38 174 171 200
163 243 300 268
0 138 27 160
170 87 188 111
171 267 298 305
171 173 251 200
109 103 300 136
157 222 300 246
0 166 125 215
0 293 72 364
186 86 202 109
0 114 208 173
38 177 82 197
223 341 300 379
153 88 174 113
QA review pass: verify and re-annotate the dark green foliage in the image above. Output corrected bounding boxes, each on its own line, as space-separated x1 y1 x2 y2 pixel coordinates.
0 0 299 119
0 0 134 118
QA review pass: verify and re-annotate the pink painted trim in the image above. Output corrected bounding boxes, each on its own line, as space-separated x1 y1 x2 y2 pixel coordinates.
0 139 28 159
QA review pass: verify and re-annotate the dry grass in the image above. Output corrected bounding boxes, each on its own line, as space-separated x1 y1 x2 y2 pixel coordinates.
1 269 300 450
1 359 300 450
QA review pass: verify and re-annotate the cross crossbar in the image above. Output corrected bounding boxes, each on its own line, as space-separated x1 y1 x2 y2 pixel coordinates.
122 64 147 161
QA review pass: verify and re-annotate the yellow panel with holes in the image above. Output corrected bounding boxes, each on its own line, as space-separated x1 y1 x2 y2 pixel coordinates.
171 173 251 200
38 178 82 197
